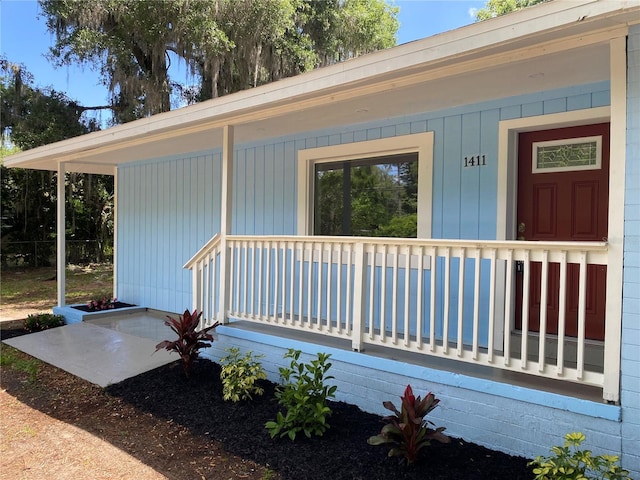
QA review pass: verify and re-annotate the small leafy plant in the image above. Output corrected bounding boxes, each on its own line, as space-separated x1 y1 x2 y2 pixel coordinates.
265 349 337 441
368 384 450 464
87 295 117 311
529 432 631 480
220 347 267 402
24 313 65 332
155 309 219 377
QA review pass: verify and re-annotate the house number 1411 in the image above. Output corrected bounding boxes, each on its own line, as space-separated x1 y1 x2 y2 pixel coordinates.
464 155 486 167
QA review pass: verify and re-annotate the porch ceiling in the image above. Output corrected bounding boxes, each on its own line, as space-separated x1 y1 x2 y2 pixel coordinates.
4 0 637 175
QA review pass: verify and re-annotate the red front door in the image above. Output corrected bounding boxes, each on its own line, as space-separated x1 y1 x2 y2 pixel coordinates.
515 123 609 341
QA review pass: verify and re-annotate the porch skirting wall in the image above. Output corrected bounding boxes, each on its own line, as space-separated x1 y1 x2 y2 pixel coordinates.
204 323 626 470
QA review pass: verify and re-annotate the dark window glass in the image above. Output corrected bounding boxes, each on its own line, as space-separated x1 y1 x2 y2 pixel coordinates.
313 153 418 237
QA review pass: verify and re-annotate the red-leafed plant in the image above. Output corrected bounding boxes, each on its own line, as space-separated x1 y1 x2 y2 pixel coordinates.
155 309 219 377
368 384 450 464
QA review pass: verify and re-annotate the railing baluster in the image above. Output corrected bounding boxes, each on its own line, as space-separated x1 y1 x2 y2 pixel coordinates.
231 241 238 315
442 247 451 354
317 244 323 331
538 250 549 373
416 246 424 350
503 249 513 367
380 244 387 342
403 246 411 347
520 250 531 370
214 250 220 324
265 242 271 320
270 242 276 322
392 245 399 344
472 248 481 360
257 241 262 318
576 252 587 380
326 245 333 334
457 247 466 357
429 246 437 352
487 248 497 363
243 241 249 316
556 251 568 376
297 242 303 327
368 245 375 341
291 241 297 325
280 241 287 325
307 242 313 329
334 243 342 335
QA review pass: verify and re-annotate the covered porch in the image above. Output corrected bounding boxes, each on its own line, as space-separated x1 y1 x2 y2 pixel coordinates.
186 233 616 401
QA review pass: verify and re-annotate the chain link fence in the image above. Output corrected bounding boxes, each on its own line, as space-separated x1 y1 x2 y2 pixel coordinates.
1 240 113 268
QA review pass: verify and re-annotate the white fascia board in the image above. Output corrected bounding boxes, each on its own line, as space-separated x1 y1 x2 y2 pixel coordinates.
4 0 637 171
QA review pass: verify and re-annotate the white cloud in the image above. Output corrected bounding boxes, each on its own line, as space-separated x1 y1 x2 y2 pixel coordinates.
468 7 478 18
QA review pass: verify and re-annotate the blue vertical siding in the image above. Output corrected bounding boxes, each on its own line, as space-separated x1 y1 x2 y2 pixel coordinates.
479 109 500 237
460 112 481 240
117 152 222 313
117 81 610 315
622 24 640 476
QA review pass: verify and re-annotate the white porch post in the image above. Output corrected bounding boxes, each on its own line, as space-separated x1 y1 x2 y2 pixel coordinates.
56 162 66 307
603 35 627 403
112 166 118 300
217 125 234 324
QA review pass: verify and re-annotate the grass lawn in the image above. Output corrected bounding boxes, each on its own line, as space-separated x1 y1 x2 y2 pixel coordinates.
0 263 113 318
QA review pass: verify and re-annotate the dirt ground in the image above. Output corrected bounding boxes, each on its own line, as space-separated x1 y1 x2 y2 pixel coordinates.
0 265 174 480
0 320 168 480
0 335 271 480
0 305 50 322
0 389 167 480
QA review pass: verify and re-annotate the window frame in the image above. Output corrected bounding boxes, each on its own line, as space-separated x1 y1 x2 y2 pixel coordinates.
297 132 434 238
531 135 602 174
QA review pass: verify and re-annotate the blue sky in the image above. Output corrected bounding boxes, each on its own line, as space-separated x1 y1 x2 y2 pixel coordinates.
0 0 485 122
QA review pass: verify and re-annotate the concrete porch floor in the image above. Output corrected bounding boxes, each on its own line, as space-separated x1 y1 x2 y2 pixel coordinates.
2 311 178 387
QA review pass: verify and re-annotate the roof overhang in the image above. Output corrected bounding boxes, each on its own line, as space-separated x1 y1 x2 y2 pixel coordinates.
4 0 640 175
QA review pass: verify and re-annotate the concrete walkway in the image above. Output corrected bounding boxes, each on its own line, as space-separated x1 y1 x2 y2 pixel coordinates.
3 317 176 387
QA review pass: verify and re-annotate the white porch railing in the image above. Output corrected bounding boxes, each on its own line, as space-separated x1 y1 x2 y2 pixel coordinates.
185 234 617 401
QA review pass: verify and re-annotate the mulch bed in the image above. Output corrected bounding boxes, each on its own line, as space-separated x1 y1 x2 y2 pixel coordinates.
1 324 534 480
71 301 136 312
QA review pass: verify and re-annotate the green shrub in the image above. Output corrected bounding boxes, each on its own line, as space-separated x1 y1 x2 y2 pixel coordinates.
368 384 450 464
529 432 631 480
265 349 337 441
24 313 65 332
220 347 267 402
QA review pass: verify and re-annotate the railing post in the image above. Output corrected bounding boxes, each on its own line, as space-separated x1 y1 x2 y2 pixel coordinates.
191 261 199 314
351 242 366 351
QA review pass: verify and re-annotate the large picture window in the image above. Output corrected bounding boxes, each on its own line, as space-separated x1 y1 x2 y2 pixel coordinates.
297 133 433 238
314 153 418 237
